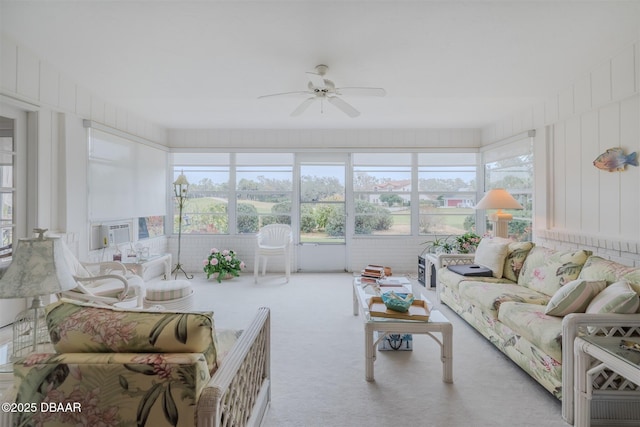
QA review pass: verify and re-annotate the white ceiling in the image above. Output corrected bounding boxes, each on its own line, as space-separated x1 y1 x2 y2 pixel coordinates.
2 1 639 130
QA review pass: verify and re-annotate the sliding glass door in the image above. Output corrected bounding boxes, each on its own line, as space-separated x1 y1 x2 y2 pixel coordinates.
296 154 347 272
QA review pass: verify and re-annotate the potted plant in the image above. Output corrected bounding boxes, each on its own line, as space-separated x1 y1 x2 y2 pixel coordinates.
203 248 246 282
421 235 455 254
454 232 481 254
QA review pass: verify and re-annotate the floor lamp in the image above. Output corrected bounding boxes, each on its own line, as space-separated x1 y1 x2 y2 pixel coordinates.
172 172 193 280
475 188 523 238
0 229 77 361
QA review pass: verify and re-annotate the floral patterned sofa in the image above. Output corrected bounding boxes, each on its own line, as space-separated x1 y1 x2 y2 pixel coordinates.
438 240 640 424
10 300 271 427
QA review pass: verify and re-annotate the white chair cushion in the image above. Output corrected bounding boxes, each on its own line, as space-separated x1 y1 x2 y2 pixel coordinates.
146 280 193 301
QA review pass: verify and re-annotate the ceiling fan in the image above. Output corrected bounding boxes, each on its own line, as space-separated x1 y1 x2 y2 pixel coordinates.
258 64 386 118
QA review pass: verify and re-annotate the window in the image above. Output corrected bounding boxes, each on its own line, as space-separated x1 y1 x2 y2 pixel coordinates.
353 153 411 235
418 153 478 235
0 119 14 258
485 153 533 241
236 153 293 233
173 153 230 234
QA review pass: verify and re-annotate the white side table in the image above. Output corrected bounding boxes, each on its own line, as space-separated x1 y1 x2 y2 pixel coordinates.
123 253 172 281
574 337 640 427
422 253 475 301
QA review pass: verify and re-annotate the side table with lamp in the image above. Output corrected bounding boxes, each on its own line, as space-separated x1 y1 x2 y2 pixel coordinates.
0 228 76 362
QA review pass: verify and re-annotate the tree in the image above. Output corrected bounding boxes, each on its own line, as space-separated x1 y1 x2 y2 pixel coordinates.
237 203 259 233
379 194 403 207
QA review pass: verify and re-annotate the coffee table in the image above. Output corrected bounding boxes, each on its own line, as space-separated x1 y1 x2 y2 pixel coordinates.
353 276 453 382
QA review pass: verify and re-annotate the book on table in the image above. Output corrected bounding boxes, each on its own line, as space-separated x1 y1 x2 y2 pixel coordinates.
361 264 385 279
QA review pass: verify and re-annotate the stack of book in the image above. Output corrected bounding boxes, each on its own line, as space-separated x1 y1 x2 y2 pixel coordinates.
361 264 385 279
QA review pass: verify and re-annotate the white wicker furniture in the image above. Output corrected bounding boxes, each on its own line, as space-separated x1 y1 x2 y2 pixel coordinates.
7 306 271 427
425 253 475 301
562 314 640 424
202 307 272 426
254 224 293 283
574 336 640 427
352 277 453 382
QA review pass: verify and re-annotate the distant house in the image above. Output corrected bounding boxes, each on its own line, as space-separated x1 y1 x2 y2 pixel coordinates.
442 194 474 208
372 179 411 192
369 180 411 205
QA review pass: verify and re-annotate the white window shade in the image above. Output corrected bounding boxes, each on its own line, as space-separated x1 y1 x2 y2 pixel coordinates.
89 129 167 221
482 138 532 164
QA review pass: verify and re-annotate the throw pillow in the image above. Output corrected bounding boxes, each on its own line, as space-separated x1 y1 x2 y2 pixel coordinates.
474 237 510 279
502 241 535 282
544 279 606 316
585 280 640 314
47 299 218 372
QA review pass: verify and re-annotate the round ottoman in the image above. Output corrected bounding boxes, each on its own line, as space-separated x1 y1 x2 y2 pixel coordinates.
143 280 194 310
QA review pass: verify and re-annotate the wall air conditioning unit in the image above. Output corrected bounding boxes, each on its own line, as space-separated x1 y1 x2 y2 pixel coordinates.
100 223 131 248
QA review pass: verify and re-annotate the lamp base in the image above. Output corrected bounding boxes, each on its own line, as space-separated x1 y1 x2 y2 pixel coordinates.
171 263 194 280
489 211 513 239
12 297 50 361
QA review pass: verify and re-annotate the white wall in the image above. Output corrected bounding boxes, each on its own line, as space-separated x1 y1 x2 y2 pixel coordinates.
169 128 481 150
1 33 169 258
483 41 640 267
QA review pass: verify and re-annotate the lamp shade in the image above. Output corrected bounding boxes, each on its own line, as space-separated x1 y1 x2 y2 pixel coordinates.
474 188 523 210
0 236 77 298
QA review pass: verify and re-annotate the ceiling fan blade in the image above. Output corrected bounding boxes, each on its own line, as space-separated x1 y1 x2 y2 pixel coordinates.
305 72 326 89
336 87 386 97
291 97 317 116
327 96 360 118
258 91 313 99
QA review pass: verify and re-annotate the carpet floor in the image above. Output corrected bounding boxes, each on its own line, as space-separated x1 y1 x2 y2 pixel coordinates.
177 272 569 427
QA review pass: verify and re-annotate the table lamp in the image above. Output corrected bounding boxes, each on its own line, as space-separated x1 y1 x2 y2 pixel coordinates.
474 188 523 238
0 228 77 360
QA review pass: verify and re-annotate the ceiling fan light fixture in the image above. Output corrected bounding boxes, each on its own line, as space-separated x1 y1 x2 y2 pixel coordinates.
259 64 385 118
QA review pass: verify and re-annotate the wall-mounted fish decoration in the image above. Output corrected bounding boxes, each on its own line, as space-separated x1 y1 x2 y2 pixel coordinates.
593 148 638 172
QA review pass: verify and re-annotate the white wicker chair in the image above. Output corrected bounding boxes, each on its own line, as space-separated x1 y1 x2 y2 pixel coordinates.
254 224 293 283
58 242 145 307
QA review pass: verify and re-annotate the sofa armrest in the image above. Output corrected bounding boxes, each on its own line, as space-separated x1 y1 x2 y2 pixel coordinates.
561 312 640 424
197 307 271 427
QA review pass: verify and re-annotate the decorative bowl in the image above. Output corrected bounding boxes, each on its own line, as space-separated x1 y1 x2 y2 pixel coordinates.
381 291 415 313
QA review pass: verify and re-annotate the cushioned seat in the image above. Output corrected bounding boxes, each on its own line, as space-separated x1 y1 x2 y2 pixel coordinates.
143 279 194 310
458 281 550 319
498 301 563 362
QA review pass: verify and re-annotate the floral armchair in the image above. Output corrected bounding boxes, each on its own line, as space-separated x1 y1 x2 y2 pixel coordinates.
10 300 271 427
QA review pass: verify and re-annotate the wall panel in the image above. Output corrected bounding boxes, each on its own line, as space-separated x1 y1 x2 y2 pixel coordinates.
619 96 640 240
1 37 17 93
39 61 59 107
564 117 581 230
591 60 612 108
58 74 76 113
16 46 39 100
574 74 592 114
559 87 574 120
612 44 636 100
552 123 566 228
598 103 621 236
545 95 559 125
580 111 600 233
